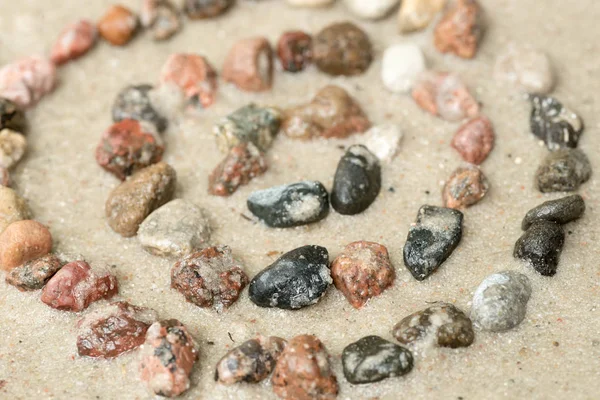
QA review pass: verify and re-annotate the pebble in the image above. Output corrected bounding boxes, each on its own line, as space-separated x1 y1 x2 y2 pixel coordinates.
95 119 164 180
331 145 381 215
0 167 10 187
76 301 158 358
471 271 532 332
0 129 26 169
403 205 463 281
105 162 177 237
50 20 98 65
5 254 63 291
140 0 181 41
247 181 329 228
0 56 57 108
442 164 489 209
222 37 274 92
184 0 233 19
208 143 268 196
272 335 338 400
381 43 426 94
214 104 282 153
139 319 199 398
529 94 583 150
112 84 168 132
215 335 287 385
313 22 372 76
138 199 211 257
342 335 413 384
392 302 475 348
283 85 370 139
171 245 249 312
160 53 218 108
362 124 403 163
277 31 313 73
398 0 446 33
494 44 555 94
434 0 483 59
412 71 479 121
0 220 52 271
249 245 331 310
97 5 138 46
451 116 495 165
344 0 399 20
0 187 31 233
521 194 585 230
0 97 26 133
331 241 395 308
41 261 119 312
535 148 592 193
286 0 335 6
514 220 564 276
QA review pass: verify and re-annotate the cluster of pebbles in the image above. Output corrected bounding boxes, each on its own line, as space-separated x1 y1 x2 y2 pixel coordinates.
0 0 595 399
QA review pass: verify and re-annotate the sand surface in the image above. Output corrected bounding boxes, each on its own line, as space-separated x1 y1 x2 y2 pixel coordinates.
1 0 599 399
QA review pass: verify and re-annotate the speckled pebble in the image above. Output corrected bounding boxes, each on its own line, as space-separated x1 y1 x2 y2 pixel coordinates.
529 94 583 151
514 220 564 276
451 116 495 165
381 43 426 94
140 0 181 41
434 0 484 59
208 143 268 196
535 148 591 193
442 164 489 209
112 84 168 132
313 22 373 76
5 254 63 291
521 194 585 230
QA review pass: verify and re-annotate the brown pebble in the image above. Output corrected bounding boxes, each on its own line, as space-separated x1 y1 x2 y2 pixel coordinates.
277 31 313 73
0 56 57 109
51 20 98 65
105 162 177 237
0 97 26 133
313 22 373 76
434 0 483 59
331 241 395 309
451 116 494 165
184 0 233 19
0 186 31 233
5 254 63 291
98 5 138 46
208 142 268 196
222 37 274 92
160 53 218 108
140 0 181 41
272 334 338 400
0 220 52 271
442 164 489 209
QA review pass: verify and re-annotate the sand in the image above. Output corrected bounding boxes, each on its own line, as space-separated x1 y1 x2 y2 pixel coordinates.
0 0 599 399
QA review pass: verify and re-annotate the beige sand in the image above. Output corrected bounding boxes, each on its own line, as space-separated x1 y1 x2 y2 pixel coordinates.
1 0 599 399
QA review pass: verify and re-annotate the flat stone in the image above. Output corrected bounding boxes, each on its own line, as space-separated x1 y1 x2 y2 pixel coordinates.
112 84 168 132
397 0 446 33
494 44 555 94
344 0 399 20
522 194 585 230
313 22 373 76
535 148 591 193
208 143 268 196
0 97 26 132
5 254 63 291
529 94 583 151
514 220 564 276
442 164 489 209
381 44 426 94
0 186 31 233
403 205 463 281
362 124 403 163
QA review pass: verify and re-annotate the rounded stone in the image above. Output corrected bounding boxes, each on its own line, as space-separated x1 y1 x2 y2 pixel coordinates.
451 116 494 165
160 53 218 108
535 149 591 193
50 20 98 65
442 164 489 209
277 31 313 73
0 187 31 233
97 5 138 46
313 22 373 76
5 254 63 291
0 220 52 271
362 124 403 163
0 129 27 169
381 43 426 94
494 44 554 94
514 220 564 276
344 0 399 20
521 194 585 230
140 0 181 41
222 37 274 92
0 97 26 133
529 94 583 151
112 84 168 132
398 0 446 33
434 0 484 59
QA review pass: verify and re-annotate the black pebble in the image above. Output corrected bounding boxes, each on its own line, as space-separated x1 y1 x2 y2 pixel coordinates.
331 145 381 215
112 84 168 132
403 205 463 281
514 220 565 276
247 181 329 228
529 94 583 150
342 335 413 384
522 194 585 230
248 245 331 310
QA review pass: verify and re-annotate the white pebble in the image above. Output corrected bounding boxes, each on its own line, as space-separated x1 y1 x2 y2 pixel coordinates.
494 43 555 94
381 43 426 93
362 124 403 163
286 0 335 7
397 0 446 33
344 0 399 20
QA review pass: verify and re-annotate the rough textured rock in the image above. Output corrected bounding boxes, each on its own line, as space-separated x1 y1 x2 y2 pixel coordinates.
398 0 446 33
0 186 31 233
277 31 313 73
521 194 585 230
403 205 463 281
50 20 98 65
0 129 27 169
184 0 233 19
222 37 274 92
381 43 426 94
0 220 52 271
112 84 168 132
514 220 565 276
140 0 181 41
434 0 483 59
97 5 138 46
494 44 555 94
5 254 63 291
529 94 583 150
249 245 331 310
160 53 218 108
0 97 26 133
442 164 489 209
208 143 268 196
0 56 57 109
451 116 495 165
362 124 403 163
313 22 373 76
535 149 591 193
344 0 399 20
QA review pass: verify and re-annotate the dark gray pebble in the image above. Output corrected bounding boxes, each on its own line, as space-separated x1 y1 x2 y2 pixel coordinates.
112 84 168 132
0 97 26 133
535 148 591 193
514 220 564 276
529 94 583 150
522 194 585 230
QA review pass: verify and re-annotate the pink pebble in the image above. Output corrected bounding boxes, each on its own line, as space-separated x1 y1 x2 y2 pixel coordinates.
0 56 57 108
51 20 98 65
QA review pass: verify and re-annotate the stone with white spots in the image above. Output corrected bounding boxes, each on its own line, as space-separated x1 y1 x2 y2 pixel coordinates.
381 43 426 93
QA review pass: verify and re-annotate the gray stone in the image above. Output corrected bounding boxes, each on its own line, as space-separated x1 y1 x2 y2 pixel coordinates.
529 94 583 150
535 148 591 193
522 194 585 230
112 84 168 132
514 220 564 276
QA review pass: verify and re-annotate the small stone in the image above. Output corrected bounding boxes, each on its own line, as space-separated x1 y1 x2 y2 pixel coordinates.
442 164 489 209
471 271 532 332
140 0 181 41
0 167 10 187
215 335 287 385
97 5 138 46
283 85 371 140
521 194 585 230
0 56 57 108
342 335 413 384
184 0 233 19
362 124 403 163
529 94 583 150
412 71 479 121
403 205 463 281
112 84 168 132
208 143 268 196
277 31 313 73
392 303 474 348
171 246 249 311
249 245 331 310
139 319 199 398
138 199 211 257
214 104 282 153
494 44 555 94
331 145 381 215
0 187 31 233
344 0 399 20
514 220 564 276
105 162 177 237
0 98 26 133
247 181 329 228
160 53 218 108
0 220 52 271
5 254 63 291
434 0 483 59
272 335 338 400
381 43 426 94
331 241 395 309
535 149 591 193
286 0 335 7
222 37 274 92
0 129 27 169
313 22 373 76
451 116 495 165
50 20 98 65
77 301 157 358
41 261 118 311
398 0 446 33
